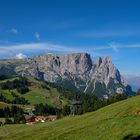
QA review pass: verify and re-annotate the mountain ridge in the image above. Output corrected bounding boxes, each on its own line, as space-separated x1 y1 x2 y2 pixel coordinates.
0 53 133 98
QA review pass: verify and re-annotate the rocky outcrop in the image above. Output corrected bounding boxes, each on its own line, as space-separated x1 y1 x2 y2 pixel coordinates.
0 53 133 98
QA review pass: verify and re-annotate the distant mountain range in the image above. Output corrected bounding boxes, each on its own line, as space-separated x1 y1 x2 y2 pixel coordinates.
123 75 140 92
0 53 133 98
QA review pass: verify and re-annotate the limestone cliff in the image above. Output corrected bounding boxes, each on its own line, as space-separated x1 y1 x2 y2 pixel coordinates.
0 53 133 98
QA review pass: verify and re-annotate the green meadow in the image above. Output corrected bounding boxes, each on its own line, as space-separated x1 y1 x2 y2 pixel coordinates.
0 77 68 108
1 95 140 140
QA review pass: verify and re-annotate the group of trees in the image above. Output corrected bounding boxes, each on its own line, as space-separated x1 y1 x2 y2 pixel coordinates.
0 106 25 124
34 103 57 116
0 74 11 80
0 77 30 94
0 93 11 103
40 80 127 117
0 93 29 105
59 93 126 117
0 76 30 105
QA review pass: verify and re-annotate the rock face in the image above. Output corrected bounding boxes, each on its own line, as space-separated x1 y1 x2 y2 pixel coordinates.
0 53 133 98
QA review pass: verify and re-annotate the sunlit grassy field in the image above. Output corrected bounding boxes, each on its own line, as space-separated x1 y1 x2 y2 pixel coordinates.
0 95 140 140
0 77 68 108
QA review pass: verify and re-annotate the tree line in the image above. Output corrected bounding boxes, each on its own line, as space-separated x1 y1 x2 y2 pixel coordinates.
0 106 26 125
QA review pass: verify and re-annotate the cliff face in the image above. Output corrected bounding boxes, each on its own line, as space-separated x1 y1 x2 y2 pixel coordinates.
13 53 133 98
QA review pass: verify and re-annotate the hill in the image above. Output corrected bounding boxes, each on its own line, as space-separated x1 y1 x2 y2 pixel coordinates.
0 76 68 109
0 95 140 140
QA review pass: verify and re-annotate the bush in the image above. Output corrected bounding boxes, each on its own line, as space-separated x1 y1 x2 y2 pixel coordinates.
62 105 70 116
5 118 13 124
14 114 26 124
17 86 29 94
0 74 10 80
12 97 29 105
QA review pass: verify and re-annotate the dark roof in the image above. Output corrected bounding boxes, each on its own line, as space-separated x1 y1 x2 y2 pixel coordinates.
24 114 35 120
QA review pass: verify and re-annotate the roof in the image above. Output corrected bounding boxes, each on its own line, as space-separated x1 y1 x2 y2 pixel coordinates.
35 116 46 119
24 114 34 120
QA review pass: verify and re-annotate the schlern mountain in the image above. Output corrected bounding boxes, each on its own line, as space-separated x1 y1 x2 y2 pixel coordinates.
0 53 133 98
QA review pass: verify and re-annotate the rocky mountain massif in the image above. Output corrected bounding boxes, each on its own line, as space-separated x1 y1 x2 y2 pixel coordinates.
0 53 133 98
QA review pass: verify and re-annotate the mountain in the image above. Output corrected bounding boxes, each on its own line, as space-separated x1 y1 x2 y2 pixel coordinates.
0 53 133 98
123 74 140 92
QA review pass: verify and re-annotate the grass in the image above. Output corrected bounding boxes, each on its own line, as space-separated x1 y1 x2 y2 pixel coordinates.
0 118 6 123
1 95 140 140
0 101 34 111
0 77 68 108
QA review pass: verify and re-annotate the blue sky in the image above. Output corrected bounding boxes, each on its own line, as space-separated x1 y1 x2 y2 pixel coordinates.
0 0 140 76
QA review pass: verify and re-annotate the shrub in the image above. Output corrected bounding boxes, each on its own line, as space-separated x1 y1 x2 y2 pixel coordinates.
0 121 3 126
12 97 29 105
14 114 26 124
5 118 13 124
17 86 29 94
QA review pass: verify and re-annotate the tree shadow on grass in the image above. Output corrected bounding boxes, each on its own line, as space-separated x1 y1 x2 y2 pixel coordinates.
123 134 140 140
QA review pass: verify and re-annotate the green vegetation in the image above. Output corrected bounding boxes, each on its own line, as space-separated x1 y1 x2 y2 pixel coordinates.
0 102 10 109
34 103 57 116
0 75 128 118
0 75 139 139
0 76 68 108
0 106 25 124
0 95 140 139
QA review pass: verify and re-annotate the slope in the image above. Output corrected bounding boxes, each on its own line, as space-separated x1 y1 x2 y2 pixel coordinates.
0 95 140 140
0 76 68 108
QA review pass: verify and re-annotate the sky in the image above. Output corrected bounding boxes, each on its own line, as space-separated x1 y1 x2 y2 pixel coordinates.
0 0 140 76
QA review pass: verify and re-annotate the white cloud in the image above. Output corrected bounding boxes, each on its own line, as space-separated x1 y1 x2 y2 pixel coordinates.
0 42 140 59
108 42 119 52
10 28 18 34
35 32 40 40
0 42 82 59
14 53 27 59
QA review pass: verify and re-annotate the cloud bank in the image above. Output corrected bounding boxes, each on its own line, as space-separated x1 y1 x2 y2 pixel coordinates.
0 42 140 59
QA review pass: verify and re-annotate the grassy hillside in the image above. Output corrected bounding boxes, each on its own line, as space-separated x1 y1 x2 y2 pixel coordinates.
0 77 68 108
1 95 140 140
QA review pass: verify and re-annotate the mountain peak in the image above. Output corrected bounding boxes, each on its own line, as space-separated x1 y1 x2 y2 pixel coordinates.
105 56 111 63
97 56 103 67
0 53 133 98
